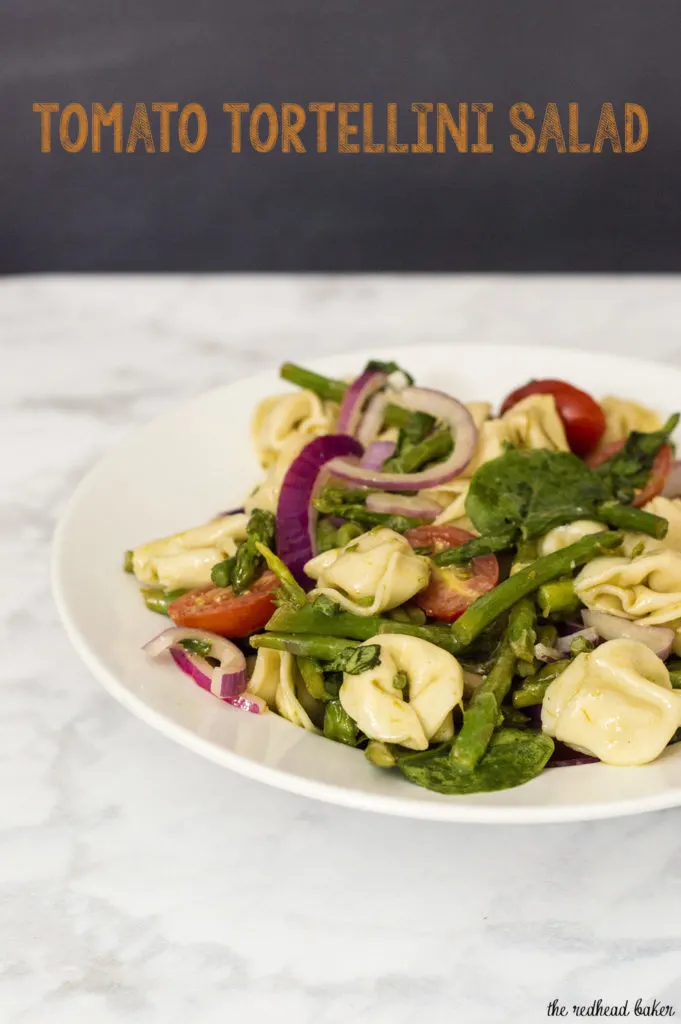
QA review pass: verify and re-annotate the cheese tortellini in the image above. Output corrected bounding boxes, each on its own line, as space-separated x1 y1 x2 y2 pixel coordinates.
542 639 681 765
247 389 338 513
248 648 321 731
339 635 464 750
131 513 249 590
304 528 430 617
537 520 606 557
599 396 662 446
574 540 681 653
644 497 681 554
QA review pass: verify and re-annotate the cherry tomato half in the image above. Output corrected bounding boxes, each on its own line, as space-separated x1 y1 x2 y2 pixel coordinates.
405 525 499 623
168 570 277 637
500 379 606 457
586 441 672 507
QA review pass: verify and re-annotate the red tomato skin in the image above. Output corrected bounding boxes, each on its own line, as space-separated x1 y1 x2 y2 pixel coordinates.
168 571 277 637
587 441 672 507
500 379 606 457
405 525 499 623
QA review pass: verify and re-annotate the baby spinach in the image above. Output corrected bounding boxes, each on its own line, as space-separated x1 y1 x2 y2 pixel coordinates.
397 728 554 794
466 448 609 541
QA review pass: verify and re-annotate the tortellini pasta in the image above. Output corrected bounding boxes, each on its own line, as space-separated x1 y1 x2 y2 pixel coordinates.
339 635 464 750
541 638 681 765
599 396 662 446
304 528 430 617
644 497 681 554
574 541 681 653
537 520 606 557
132 513 249 590
248 648 321 731
247 389 338 513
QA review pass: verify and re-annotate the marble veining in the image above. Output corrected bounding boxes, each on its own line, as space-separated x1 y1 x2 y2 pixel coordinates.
2 275 681 1023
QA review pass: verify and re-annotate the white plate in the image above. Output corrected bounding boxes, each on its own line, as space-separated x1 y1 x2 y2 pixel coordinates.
52 343 681 823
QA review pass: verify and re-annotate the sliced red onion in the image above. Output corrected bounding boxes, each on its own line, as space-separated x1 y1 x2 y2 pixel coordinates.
145 626 249 703
361 440 396 470
357 392 389 447
549 741 599 768
328 387 477 492
534 642 562 663
366 491 442 520
555 627 600 656
582 609 674 659
662 461 681 498
337 371 387 436
276 433 364 587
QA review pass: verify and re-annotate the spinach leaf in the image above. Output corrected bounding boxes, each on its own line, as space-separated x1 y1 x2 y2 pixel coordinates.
465 448 609 541
323 701 359 746
327 644 381 675
397 728 554 794
594 414 678 504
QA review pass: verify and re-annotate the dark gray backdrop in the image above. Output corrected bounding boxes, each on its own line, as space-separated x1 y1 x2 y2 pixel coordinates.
4 0 680 272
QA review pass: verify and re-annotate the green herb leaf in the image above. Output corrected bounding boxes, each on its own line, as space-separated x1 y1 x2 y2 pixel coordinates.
327 643 381 675
312 594 343 617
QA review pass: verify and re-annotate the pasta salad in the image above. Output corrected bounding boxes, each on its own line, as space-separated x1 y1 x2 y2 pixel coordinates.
126 360 681 794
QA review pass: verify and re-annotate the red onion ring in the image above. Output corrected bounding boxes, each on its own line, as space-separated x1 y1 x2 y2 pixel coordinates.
328 387 477 492
357 392 389 447
276 433 364 587
581 609 674 659
365 491 442 519
361 441 396 470
144 626 250 702
337 371 387 437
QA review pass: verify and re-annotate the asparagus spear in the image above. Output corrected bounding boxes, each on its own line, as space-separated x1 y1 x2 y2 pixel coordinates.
265 603 461 654
450 531 622 650
594 502 668 539
507 598 537 663
537 577 580 619
312 500 426 534
124 550 134 573
449 632 518 770
316 519 339 553
211 556 236 588
297 656 334 702
255 542 307 608
141 587 189 615
434 532 516 566
280 362 414 430
335 522 363 547
511 660 570 708
382 428 453 474
250 632 359 660
232 509 276 595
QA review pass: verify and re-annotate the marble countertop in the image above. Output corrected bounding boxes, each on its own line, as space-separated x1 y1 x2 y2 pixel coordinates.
4 275 681 1024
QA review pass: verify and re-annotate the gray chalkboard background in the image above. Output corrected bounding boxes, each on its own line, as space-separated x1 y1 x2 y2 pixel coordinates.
4 0 681 272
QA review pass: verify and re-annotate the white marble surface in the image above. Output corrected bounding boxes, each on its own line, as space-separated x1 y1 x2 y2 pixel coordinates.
3 275 681 1024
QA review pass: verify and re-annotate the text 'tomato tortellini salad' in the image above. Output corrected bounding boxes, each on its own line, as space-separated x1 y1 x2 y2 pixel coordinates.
127 360 681 795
